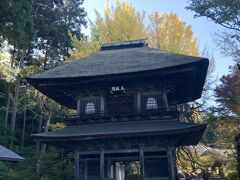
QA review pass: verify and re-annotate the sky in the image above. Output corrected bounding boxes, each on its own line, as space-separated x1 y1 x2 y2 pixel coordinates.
82 0 233 79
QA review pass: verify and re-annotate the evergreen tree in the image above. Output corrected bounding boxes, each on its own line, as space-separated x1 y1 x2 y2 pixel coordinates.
33 0 87 68
0 0 87 149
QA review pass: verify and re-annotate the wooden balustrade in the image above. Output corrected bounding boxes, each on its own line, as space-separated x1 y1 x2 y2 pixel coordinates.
60 107 179 126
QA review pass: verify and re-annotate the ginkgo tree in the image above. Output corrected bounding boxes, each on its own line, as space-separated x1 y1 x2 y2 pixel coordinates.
66 35 100 62
148 12 199 56
92 0 147 43
70 1 200 61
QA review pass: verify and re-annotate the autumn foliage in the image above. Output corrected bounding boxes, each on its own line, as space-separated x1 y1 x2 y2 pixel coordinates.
213 65 240 145
215 66 240 116
148 12 199 56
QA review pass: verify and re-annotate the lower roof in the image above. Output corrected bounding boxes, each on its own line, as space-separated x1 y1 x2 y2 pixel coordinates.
32 120 206 145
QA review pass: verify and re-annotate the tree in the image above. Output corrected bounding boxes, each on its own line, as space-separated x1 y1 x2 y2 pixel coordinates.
29 0 87 177
186 0 240 62
32 0 87 68
68 0 147 61
0 0 87 149
0 0 87 179
0 0 36 149
148 12 199 56
92 0 146 43
187 1 240 175
66 35 100 62
186 0 240 32
214 65 240 142
209 65 240 178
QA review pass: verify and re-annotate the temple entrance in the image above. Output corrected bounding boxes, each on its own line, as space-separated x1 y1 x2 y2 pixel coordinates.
77 149 171 180
80 159 141 180
115 161 140 180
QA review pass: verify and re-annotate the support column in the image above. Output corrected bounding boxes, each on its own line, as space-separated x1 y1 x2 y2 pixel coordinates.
140 148 145 180
167 146 175 180
74 151 80 180
77 98 81 115
172 148 178 178
100 96 105 114
137 93 141 111
100 150 105 180
162 91 168 108
84 160 88 180
113 161 116 179
107 160 112 179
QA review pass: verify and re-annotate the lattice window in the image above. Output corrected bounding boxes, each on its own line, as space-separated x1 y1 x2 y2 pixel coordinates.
146 97 158 109
85 102 95 114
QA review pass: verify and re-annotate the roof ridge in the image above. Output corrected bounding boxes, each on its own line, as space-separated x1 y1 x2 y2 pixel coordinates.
100 39 147 51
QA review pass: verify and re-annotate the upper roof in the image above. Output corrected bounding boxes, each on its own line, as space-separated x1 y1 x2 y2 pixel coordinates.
0 145 24 162
26 39 209 108
29 39 207 80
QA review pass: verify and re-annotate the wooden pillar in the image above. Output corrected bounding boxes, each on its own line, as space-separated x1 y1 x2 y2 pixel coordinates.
100 150 105 180
74 151 80 180
107 160 112 178
77 98 81 115
140 148 145 180
162 92 168 108
84 160 88 180
172 148 178 178
100 96 105 114
167 147 175 180
113 161 116 179
137 93 141 111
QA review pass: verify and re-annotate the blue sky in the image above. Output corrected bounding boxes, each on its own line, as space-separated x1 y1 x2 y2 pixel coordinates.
82 0 233 78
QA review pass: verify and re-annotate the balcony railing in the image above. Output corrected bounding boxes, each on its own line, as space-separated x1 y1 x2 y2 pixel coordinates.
61 107 179 126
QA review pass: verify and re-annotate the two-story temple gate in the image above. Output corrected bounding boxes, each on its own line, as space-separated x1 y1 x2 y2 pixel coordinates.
27 39 209 180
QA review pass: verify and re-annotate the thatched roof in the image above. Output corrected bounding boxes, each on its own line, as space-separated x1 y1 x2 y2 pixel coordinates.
29 45 206 79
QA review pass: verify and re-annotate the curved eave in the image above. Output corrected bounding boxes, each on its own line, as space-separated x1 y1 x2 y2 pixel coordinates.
32 121 207 146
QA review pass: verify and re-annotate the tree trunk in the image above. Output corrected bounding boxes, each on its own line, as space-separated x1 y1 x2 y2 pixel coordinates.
36 97 44 156
9 74 21 149
10 50 25 149
36 97 44 180
36 102 53 179
5 48 15 134
21 84 27 152
4 83 11 134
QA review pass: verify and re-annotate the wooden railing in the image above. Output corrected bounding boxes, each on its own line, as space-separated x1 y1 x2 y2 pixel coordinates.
60 107 179 126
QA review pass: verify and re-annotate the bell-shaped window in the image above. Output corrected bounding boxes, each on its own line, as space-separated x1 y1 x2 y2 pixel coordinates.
85 102 95 114
146 97 157 109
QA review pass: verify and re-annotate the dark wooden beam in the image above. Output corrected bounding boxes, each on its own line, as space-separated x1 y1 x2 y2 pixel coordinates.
167 146 175 180
100 150 105 180
72 147 167 155
140 148 145 180
84 160 88 180
107 160 112 179
74 151 80 180
113 161 116 179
